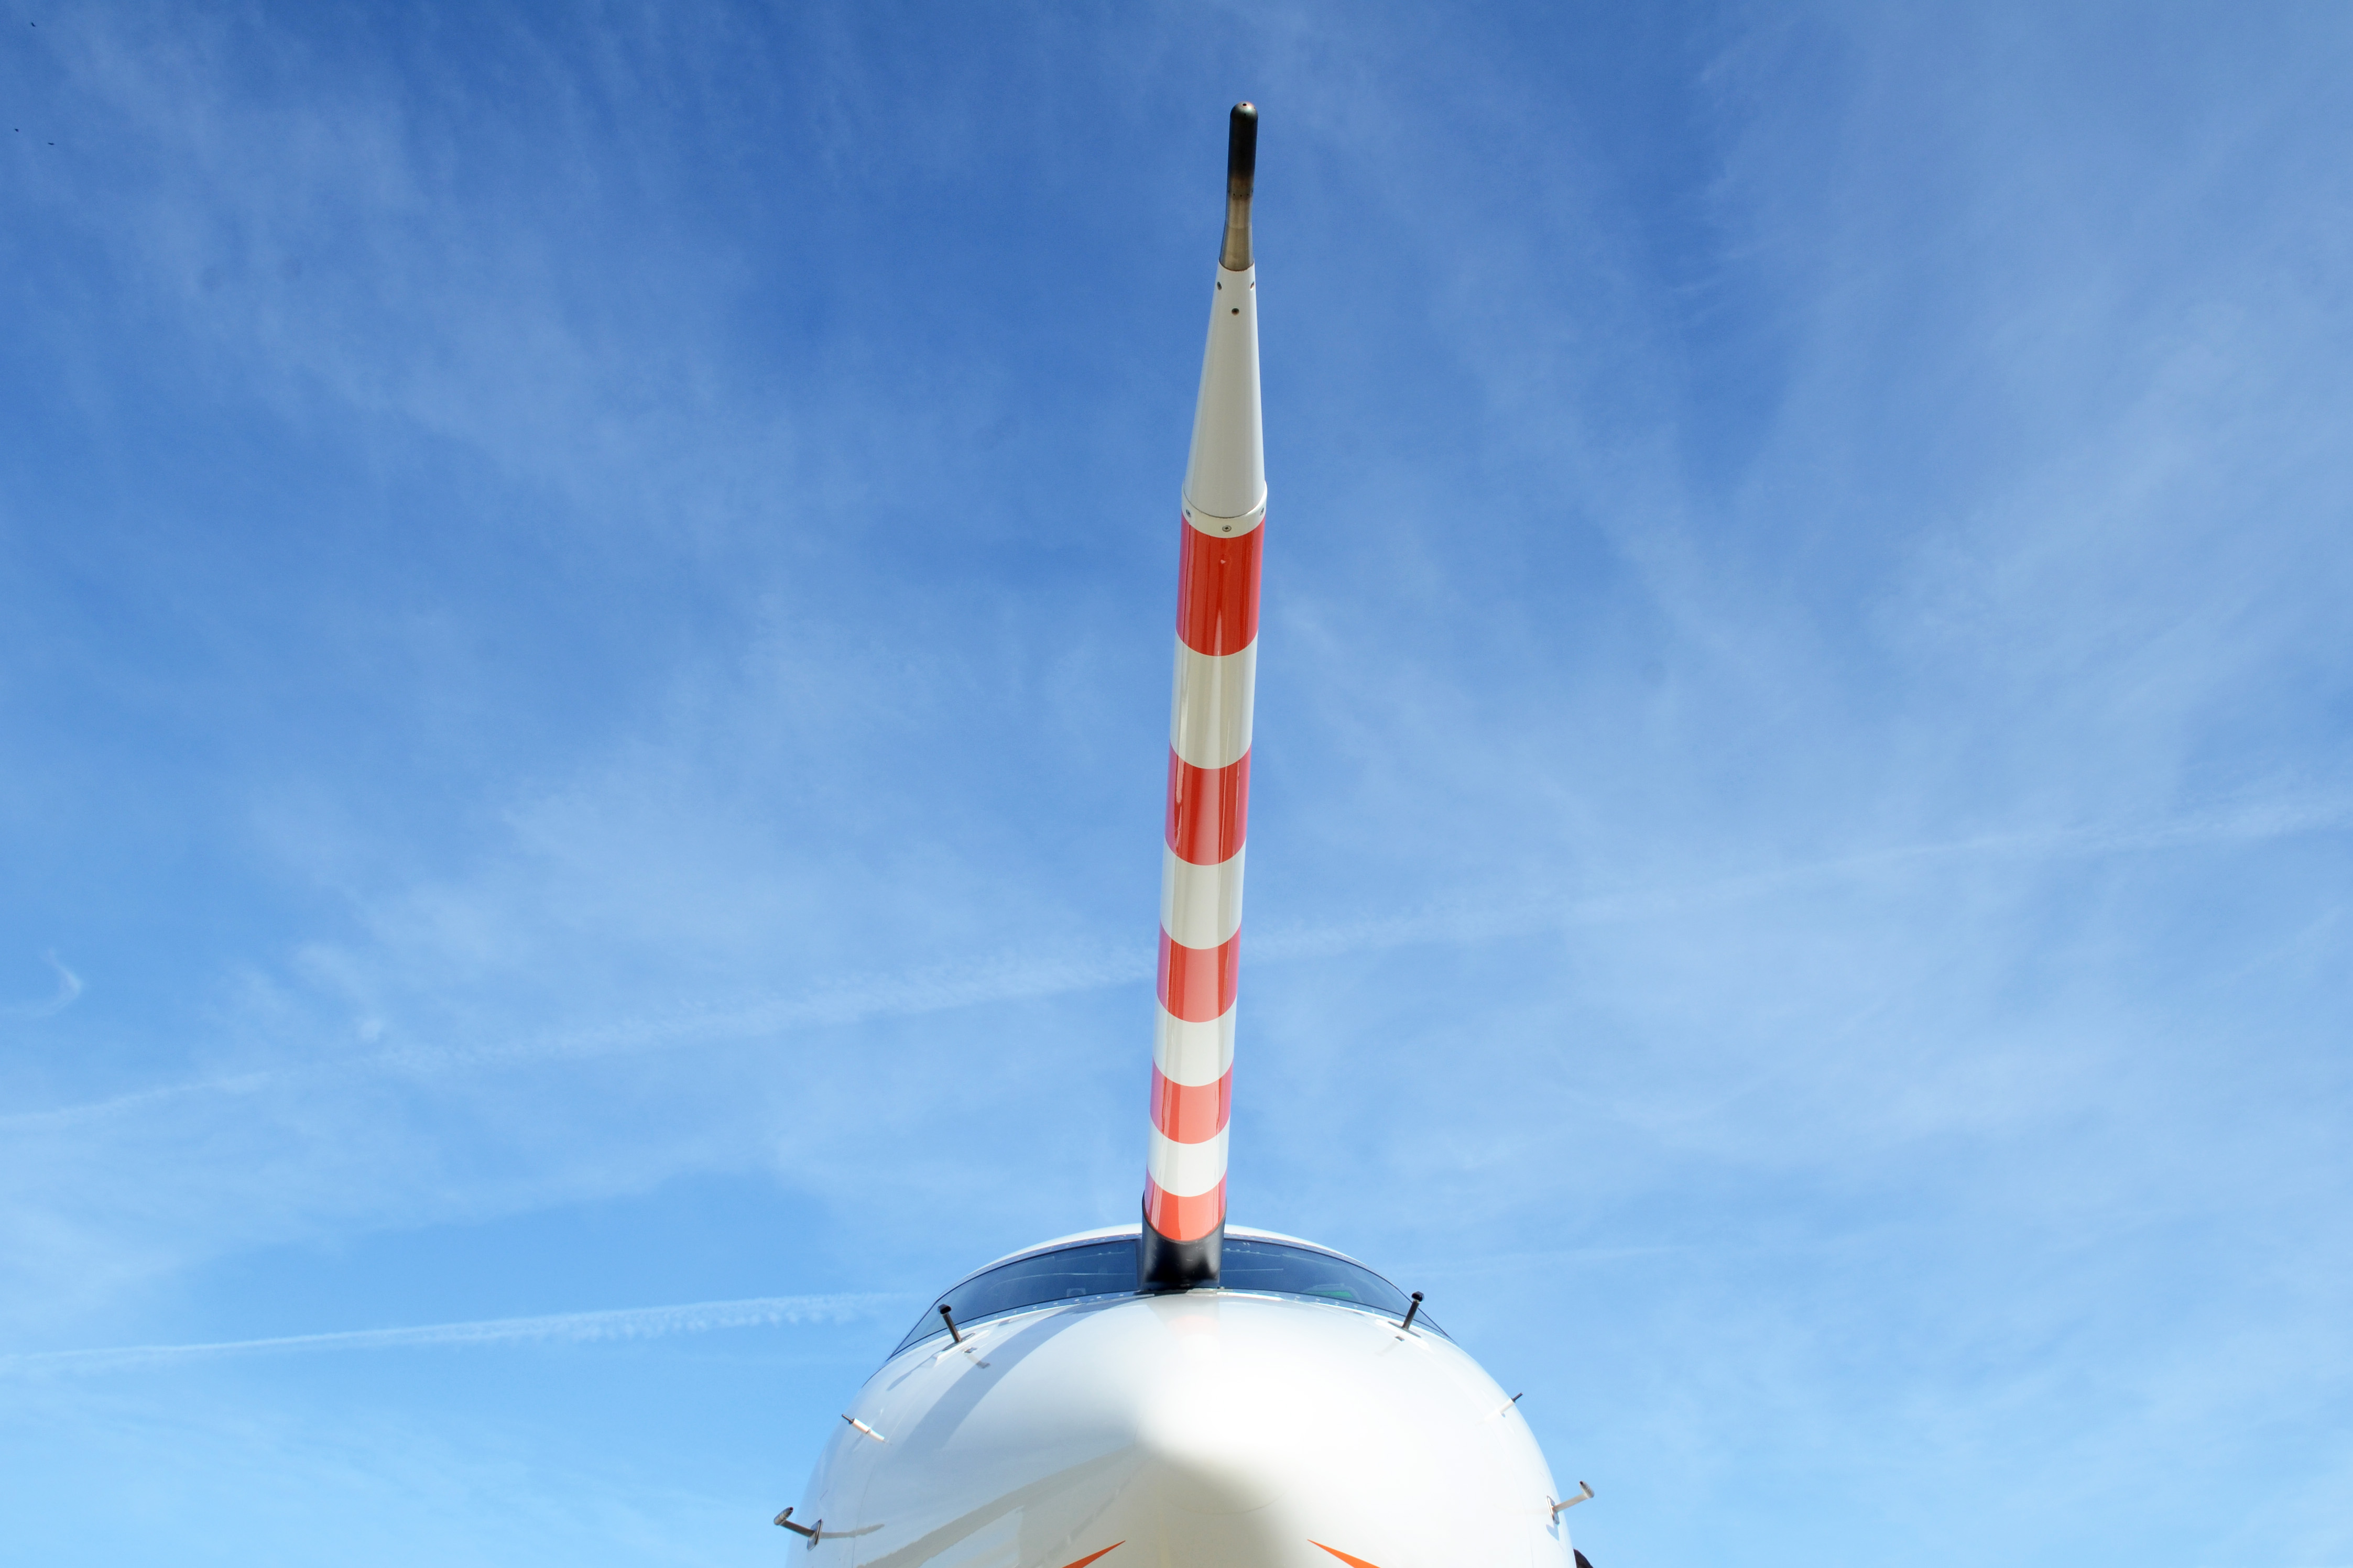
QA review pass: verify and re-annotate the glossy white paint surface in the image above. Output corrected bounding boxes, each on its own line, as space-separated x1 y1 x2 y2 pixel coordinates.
1150 1006 1236 1089
1159 845 1246 951
1183 265 1265 522
1167 638 1257 770
1143 1126 1229 1196
789 1236 1579 1568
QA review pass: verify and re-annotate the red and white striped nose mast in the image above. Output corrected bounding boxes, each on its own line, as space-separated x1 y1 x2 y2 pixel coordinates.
1141 103 1263 1291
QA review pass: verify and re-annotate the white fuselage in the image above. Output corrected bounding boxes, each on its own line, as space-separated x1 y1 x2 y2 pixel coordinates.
792 1230 1578 1568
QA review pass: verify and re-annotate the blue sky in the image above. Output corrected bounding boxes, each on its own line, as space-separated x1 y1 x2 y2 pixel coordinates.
3 3 2349 1564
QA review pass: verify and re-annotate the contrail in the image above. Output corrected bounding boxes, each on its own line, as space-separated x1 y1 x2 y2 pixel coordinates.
0 944 1149 1130
0 1290 912 1376
1256 790 2353 962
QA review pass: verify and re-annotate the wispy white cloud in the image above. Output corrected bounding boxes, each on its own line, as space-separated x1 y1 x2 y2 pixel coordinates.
3 952 83 1019
5 787 2339 1134
0 1291 908 1376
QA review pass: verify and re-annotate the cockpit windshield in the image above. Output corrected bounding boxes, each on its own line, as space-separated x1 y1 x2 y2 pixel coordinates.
1216 1238 1423 1320
892 1234 1441 1356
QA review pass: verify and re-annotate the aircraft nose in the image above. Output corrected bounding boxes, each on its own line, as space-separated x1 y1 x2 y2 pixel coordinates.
831 1293 1568 1568
1095 1293 1561 1568
1128 1313 1293 1517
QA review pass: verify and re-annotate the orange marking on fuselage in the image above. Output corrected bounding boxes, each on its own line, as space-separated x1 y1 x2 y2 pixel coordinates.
1054 1543 1124 1568
1311 1544 1385 1568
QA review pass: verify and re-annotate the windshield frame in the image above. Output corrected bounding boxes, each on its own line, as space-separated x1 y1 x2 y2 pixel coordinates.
890 1233 1443 1358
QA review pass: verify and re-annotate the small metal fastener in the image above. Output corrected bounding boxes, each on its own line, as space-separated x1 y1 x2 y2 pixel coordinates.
1399 1291 1423 1332
774 1507 822 1540
938 1303 962 1344
1551 1481 1595 1517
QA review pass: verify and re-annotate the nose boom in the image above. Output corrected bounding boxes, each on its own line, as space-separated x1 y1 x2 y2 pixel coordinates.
1144 101 1266 1292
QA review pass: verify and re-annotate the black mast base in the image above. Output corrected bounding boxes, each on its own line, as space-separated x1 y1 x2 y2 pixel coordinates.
1138 1205 1223 1291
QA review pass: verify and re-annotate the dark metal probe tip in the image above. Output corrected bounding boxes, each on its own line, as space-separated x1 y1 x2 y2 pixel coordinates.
1227 102 1258 185
1221 102 1258 271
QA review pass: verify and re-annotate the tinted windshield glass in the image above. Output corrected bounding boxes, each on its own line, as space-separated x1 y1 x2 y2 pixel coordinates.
1218 1238 1441 1333
896 1239 1137 1353
894 1235 1439 1356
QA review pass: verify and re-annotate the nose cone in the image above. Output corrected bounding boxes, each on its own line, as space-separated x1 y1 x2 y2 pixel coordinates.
812 1294 1574 1568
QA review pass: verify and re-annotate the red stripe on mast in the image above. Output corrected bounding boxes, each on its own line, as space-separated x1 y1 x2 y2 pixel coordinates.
1165 749 1250 865
1157 929 1241 1023
1175 521 1262 655
1143 1177 1227 1243
1149 1066 1233 1143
